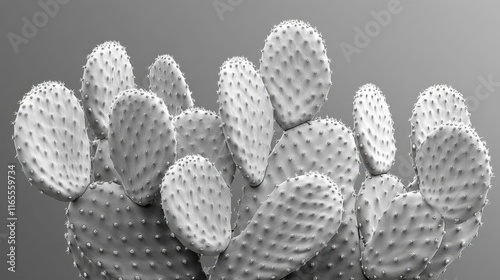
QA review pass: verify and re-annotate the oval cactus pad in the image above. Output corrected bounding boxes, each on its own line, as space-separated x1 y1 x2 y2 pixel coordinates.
81 41 135 139
362 192 445 279
218 56 274 186
13 81 91 201
161 155 231 256
212 173 343 280
149 54 194 116
108 88 176 206
356 174 405 244
260 20 331 130
410 85 470 165
416 122 492 223
353 83 396 175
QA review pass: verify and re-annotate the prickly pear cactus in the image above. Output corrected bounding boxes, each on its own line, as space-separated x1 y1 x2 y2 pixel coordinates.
260 20 332 130
13 20 494 280
81 41 135 139
67 182 207 280
161 155 232 256
149 54 194 116
13 81 91 201
108 88 177 206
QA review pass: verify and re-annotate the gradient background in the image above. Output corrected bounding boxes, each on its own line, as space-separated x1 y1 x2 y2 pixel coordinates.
1 1 499 279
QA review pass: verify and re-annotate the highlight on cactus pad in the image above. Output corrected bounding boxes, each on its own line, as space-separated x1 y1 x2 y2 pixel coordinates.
12 20 493 280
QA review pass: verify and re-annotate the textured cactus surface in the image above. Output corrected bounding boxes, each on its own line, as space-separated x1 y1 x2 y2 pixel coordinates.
65 223 108 280
92 139 121 184
416 122 492 223
235 118 359 236
13 81 91 201
353 83 396 175
211 173 344 280
161 155 232 256
362 192 445 279
419 212 483 280
284 209 367 280
108 88 176 206
13 19 494 280
218 56 274 186
356 174 405 245
409 85 471 168
67 182 207 280
81 41 135 139
149 54 194 116
260 20 331 130
174 108 236 185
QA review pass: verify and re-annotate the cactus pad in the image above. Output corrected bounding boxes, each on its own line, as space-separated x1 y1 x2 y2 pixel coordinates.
218 56 274 186
67 182 207 280
13 81 91 201
409 85 471 166
235 118 359 236
81 41 135 139
92 139 121 184
362 192 445 279
260 20 331 130
108 88 176 206
211 173 344 280
149 54 194 116
284 209 367 280
416 122 492 223
161 155 231 256
356 174 405 244
353 84 396 175
174 108 236 185
419 212 483 280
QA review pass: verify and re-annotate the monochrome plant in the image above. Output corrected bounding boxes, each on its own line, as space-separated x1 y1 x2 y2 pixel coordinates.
13 20 492 280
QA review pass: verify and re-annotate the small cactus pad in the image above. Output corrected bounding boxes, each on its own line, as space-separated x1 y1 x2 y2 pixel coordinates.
13 81 90 201
108 88 176 206
361 192 445 279
419 212 483 280
235 118 359 236
174 108 236 185
218 56 274 186
353 84 396 175
161 155 231 256
260 20 331 130
149 54 194 116
92 139 121 184
410 85 470 165
211 173 344 280
416 122 492 223
284 209 367 280
65 223 108 279
81 41 135 139
67 182 207 280
356 174 405 244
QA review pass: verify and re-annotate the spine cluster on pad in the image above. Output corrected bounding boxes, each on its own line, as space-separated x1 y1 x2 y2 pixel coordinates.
13 20 493 280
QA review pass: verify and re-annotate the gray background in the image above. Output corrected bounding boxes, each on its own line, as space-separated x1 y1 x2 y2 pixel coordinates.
1 0 499 279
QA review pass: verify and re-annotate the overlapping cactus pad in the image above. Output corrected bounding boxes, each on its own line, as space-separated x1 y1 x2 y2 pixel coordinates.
13 20 493 280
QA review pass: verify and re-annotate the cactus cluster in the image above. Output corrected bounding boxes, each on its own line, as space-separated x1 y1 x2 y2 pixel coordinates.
13 20 493 280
